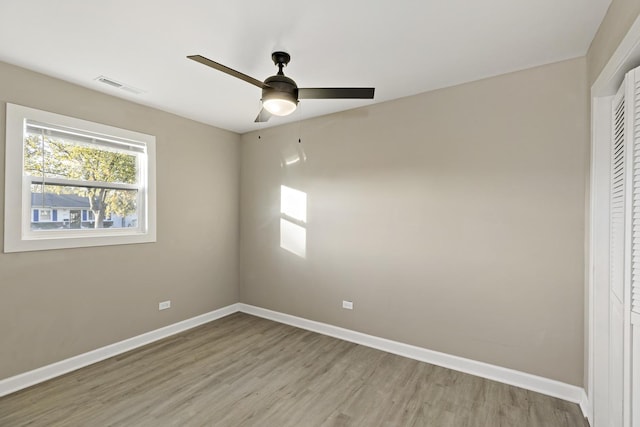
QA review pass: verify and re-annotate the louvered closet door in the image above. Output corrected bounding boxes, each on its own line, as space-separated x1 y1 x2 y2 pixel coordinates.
611 82 626 427
611 65 640 427
628 67 640 427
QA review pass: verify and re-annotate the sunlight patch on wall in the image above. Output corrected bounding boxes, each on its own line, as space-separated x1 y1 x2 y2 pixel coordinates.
280 185 307 258
281 185 306 222
280 218 306 258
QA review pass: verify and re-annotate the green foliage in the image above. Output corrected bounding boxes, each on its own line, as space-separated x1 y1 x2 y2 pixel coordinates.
25 134 138 227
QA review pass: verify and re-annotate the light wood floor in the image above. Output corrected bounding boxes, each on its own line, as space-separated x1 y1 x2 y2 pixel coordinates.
0 313 588 427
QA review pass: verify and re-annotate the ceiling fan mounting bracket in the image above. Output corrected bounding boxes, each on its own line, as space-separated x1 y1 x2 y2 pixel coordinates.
272 51 290 75
271 51 291 67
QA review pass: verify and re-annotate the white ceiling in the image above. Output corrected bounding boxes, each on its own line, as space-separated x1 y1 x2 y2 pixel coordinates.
0 0 611 134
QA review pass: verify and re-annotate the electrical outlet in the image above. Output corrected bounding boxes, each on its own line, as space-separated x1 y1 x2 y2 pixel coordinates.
159 300 171 310
342 300 353 310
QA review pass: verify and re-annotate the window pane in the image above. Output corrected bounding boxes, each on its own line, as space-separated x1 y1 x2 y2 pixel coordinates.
30 184 138 231
24 131 138 185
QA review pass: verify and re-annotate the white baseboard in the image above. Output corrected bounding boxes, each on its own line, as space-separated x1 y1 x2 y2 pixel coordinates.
238 303 588 413
0 301 590 422
0 303 240 397
580 390 592 425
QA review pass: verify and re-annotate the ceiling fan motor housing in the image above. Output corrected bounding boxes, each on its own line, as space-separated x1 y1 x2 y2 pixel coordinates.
262 74 299 105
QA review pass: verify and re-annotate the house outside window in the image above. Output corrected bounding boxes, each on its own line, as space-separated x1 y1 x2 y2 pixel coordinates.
4 103 156 252
29 193 121 230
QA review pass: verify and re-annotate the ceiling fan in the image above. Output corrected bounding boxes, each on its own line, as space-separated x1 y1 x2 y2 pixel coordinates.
187 51 375 123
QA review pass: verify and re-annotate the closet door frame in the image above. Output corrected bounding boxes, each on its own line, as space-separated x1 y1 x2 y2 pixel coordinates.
590 15 640 426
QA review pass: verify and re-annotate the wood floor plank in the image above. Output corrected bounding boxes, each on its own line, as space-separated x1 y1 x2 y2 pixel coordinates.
0 313 588 426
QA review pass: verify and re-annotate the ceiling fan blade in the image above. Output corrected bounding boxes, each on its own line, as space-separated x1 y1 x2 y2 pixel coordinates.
254 108 272 123
298 87 375 99
187 55 266 89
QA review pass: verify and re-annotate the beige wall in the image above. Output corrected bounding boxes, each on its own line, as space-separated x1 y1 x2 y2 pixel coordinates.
587 0 640 85
240 57 589 386
0 46 595 387
0 62 240 379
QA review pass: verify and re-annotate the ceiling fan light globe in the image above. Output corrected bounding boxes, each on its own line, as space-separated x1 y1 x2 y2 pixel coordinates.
263 98 297 116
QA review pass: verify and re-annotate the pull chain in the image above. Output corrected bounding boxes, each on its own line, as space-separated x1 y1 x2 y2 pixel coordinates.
257 100 263 140
297 102 303 143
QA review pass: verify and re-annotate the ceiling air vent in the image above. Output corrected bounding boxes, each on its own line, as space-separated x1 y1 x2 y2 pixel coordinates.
95 76 145 95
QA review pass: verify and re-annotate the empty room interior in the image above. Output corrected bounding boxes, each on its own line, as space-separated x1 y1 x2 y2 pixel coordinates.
1 1 640 426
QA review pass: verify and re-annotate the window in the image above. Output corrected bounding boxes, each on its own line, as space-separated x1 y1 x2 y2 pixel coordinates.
5 103 156 252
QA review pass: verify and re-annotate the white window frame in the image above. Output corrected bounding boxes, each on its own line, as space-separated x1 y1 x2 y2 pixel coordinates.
4 103 156 252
